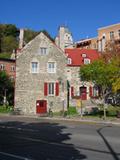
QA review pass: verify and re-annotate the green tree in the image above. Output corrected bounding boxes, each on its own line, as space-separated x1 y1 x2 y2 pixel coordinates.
80 59 112 97
24 29 39 44
0 24 19 54
0 71 14 106
1 36 18 53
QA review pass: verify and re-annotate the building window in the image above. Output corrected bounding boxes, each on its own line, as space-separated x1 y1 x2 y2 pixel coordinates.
0 64 5 71
47 62 56 73
11 66 15 72
31 62 39 73
84 58 91 64
118 30 120 38
110 31 114 40
82 53 87 58
48 83 55 96
40 47 47 55
67 58 72 64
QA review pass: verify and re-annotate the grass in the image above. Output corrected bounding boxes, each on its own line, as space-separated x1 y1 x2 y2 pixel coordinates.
0 105 13 113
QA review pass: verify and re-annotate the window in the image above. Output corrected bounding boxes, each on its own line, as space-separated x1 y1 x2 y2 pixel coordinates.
31 62 39 73
67 58 72 64
118 30 120 38
11 66 15 72
110 31 114 40
48 83 55 96
0 64 5 71
40 47 47 55
84 58 90 64
47 62 56 73
82 53 87 58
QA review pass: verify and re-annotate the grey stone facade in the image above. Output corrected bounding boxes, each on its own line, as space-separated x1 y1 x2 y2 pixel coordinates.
67 66 94 99
15 32 67 115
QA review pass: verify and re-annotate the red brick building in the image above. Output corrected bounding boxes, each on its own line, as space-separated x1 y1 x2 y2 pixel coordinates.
0 58 15 80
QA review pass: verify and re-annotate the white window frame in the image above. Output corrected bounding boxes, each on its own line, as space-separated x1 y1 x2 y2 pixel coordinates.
82 53 87 58
47 62 56 73
48 82 55 96
67 58 72 65
0 64 5 71
110 31 114 40
84 58 91 64
11 65 15 72
31 62 39 73
40 47 47 55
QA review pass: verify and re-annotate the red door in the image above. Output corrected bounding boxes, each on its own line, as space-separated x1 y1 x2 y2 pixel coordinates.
80 87 87 100
36 100 47 114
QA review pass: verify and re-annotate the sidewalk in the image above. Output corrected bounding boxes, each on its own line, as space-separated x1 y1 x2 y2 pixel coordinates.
0 113 120 126
40 115 120 126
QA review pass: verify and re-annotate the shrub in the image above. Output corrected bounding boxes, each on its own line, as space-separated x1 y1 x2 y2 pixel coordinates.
68 106 78 115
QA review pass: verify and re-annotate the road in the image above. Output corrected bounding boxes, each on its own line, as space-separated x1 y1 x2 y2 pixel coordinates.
0 116 120 160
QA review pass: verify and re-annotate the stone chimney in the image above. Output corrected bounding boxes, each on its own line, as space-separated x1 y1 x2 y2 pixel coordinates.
19 29 24 49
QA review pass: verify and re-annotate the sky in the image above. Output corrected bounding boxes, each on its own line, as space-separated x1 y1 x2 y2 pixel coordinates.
0 0 120 41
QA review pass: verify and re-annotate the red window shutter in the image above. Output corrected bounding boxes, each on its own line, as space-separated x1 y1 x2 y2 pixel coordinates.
89 86 92 97
71 86 74 97
44 82 48 96
56 82 59 96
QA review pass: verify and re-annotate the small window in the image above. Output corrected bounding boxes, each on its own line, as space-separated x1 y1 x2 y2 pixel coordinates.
82 53 87 58
40 47 47 55
11 66 15 72
84 58 90 64
110 31 114 40
118 30 120 38
0 64 5 71
67 58 72 64
47 62 56 73
31 62 39 73
48 83 55 96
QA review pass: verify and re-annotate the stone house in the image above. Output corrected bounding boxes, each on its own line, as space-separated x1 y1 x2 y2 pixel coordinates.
65 48 100 102
15 32 67 115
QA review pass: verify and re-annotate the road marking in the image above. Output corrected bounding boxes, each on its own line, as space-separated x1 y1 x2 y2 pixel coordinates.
0 151 32 160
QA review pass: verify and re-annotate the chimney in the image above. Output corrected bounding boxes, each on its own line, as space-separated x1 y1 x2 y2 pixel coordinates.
19 29 24 49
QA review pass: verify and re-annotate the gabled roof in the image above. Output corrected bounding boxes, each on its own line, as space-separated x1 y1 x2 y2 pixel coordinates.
17 32 67 59
65 49 100 66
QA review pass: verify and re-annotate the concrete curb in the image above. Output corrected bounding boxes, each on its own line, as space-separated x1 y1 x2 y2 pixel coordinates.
0 113 120 126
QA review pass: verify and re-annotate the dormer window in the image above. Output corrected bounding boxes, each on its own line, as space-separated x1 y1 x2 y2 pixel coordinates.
40 47 47 55
67 58 72 65
82 53 87 58
84 58 90 64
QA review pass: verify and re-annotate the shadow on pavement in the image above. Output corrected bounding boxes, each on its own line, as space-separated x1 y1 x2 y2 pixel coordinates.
97 126 119 160
0 120 86 160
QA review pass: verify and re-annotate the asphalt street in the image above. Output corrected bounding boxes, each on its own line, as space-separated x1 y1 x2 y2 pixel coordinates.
0 116 120 160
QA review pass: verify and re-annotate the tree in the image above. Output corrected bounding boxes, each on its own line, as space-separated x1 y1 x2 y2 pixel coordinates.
24 29 39 44
1 36 18 53
80 59 112 97
0 71 14 106
0 24 19 54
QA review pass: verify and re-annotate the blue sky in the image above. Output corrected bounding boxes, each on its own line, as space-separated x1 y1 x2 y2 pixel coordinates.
0 0 120 41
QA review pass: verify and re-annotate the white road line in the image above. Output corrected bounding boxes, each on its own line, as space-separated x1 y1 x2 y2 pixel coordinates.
0 151 32 160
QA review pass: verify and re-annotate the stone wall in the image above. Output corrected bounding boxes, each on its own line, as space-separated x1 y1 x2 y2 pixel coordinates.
15 32 67 115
